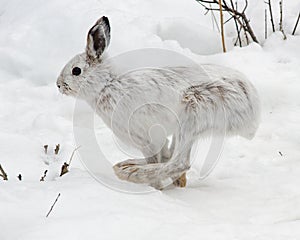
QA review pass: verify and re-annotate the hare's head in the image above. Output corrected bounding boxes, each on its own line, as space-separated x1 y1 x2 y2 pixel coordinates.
56 16 111 97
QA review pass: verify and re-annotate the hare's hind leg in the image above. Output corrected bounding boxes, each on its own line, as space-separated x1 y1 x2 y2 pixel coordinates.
113 139 172 188
113 133 193 189
172 147 191 188
113 144 192 187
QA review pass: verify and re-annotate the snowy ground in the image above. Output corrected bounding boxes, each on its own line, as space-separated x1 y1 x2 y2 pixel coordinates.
0 0 300 239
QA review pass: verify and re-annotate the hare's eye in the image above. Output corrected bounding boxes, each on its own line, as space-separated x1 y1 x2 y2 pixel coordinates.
72 67 81 76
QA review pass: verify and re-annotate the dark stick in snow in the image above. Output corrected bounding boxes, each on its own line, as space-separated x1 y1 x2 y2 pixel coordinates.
0 164 8 180
44 145 48 154
17 174 22 181
54 144 60 155
46 193 61 218
40 170 48 181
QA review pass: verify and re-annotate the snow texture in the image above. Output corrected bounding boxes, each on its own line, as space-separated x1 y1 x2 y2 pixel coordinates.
0 0 300 239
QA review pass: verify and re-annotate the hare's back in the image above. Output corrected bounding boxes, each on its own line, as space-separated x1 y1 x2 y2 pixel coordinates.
179 64 260 139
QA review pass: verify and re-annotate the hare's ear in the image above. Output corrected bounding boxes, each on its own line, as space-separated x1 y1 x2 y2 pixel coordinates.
86 16 111 61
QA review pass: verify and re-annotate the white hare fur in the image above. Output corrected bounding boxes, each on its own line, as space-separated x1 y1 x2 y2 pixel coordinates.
57 17 260 189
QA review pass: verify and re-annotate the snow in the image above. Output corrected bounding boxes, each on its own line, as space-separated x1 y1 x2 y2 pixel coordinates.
1 0 300 239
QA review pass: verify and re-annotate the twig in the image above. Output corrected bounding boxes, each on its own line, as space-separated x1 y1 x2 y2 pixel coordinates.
279 0 287 40
230 0 242 46
60 146 81 177
243 22 250 45
44 145 48 154
210 3 220 32
218 0 226 52
40 170 48 181
266 0 275 32
0 164 8 180
46 193 61 218
68 146 81 165
234 25 243 45
54 144 60 155
224 15 234 24
292 12 300 35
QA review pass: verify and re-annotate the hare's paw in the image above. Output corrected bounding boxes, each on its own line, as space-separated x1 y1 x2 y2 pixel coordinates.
113 161 164 184
173 173 187 188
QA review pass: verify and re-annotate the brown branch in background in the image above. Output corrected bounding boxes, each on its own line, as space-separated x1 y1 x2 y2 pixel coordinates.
279 0 287 40
44 145 48 154
0 164 8 180
17 174 22 181
40 170 48 181
265 9 268 39
292 12 300 35
218 0 226 52
54 144 60 155
46 193 61 218
60 146 81 177
266 0 275 32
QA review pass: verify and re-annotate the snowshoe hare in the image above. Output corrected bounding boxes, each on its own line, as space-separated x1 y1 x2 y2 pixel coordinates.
57 16 260 189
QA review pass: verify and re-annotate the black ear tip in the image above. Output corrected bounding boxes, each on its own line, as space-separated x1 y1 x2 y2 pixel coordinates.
101 16 109 25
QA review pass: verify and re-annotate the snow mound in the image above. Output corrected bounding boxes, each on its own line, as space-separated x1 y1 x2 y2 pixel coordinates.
157 18 233 55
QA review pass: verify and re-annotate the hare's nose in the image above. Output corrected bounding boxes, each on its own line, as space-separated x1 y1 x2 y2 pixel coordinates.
57 83 61 88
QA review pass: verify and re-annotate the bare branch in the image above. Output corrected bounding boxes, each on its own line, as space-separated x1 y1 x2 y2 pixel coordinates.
292 12 300 35
266 0 275 32
230 0 242 46
279 0 287 40
241 0 248 14
196 0 259 44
